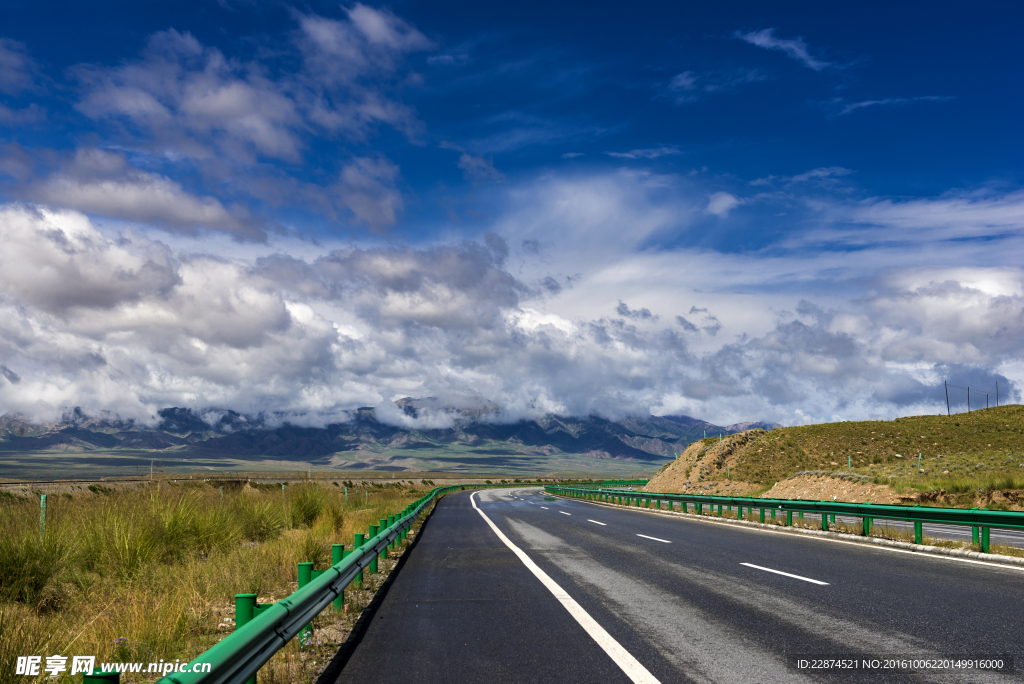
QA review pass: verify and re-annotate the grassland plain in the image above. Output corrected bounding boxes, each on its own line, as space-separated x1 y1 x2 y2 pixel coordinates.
0 446 658 481
0 478 447 684
647 405 1024 512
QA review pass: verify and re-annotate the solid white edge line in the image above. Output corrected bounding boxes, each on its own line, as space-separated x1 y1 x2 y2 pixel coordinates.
588 520 607 526
470 492 660 684
636 534 671 543
740 562 829 586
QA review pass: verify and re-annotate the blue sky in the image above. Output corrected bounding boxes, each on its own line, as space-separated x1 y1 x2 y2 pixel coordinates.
1 0 1023 426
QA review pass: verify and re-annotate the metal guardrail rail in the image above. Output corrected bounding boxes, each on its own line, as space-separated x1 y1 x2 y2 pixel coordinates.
562 479 649 489
545 485 1024 553
140 482 515 684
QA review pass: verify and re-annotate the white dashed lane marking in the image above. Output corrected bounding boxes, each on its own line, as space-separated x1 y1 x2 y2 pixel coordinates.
636 534 671 543
588 520 607 526
560 511 572 516
740 563 829 586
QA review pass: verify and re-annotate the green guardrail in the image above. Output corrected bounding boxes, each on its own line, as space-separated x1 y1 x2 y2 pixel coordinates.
546 485 1024 554
97 482 532 684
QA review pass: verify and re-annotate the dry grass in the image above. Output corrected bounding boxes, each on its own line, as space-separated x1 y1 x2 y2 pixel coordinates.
0 479 431 684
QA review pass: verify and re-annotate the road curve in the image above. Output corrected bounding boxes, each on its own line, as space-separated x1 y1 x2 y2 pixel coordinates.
333 488 1024 683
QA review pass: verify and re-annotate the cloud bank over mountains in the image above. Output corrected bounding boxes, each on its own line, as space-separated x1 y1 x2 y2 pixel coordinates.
1 187 1020 428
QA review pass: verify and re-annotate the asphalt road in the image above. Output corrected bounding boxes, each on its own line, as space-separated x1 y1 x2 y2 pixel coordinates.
334 488 1024 683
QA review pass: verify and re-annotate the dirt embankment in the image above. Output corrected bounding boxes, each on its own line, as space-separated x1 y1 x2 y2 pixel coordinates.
645 430 767 497
760 474 899 503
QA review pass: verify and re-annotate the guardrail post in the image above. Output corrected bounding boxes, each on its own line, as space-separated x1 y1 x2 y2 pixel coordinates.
354 533 365 587
914 521 923 545
83 671 120 684
981 526 990 553
821 512 829 531
717 504 722 516
298 561 313 589
379 519 389 559
785 510 792 526
235 593 257 629
737 506 743 520
759 508 765 523
297 562 314 637
696 503 702 515
368 525 380 574
332 545 344 610
862 517 871 536
235 593 259 684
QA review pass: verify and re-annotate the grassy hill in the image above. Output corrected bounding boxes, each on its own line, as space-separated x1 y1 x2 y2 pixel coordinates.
647 406 1024 507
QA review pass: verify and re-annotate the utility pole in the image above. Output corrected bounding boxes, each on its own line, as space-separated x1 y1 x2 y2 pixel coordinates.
997 381 999 407
945 381 950 416
968 387 971 412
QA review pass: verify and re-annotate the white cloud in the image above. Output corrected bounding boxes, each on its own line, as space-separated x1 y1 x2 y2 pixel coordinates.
0 38 37 95
427 54 469 66
346 4 433 52
751 166 853 187
74 6 431 164
293 5 431 139
335 156 404 230
736 28 830 71
76 29 303 162
790 167 853 183
606 146 682 160
806 189 1024 247
0 102 44 125
457 152 505 183
706 191 740 217
29 148 255 239
665 68 767 103
829 96 954 116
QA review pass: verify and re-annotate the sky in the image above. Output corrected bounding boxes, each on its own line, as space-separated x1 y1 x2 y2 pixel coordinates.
1 0 1023 427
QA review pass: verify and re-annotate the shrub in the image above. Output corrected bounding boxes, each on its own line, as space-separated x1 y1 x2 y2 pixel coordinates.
291 485 328 528
0 531 65 605
235 497 285 542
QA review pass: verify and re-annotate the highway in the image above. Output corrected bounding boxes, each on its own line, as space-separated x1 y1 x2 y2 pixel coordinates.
333 488 1024 683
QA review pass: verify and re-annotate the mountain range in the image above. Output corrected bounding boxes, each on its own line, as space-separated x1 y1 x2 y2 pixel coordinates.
0 402 776 475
